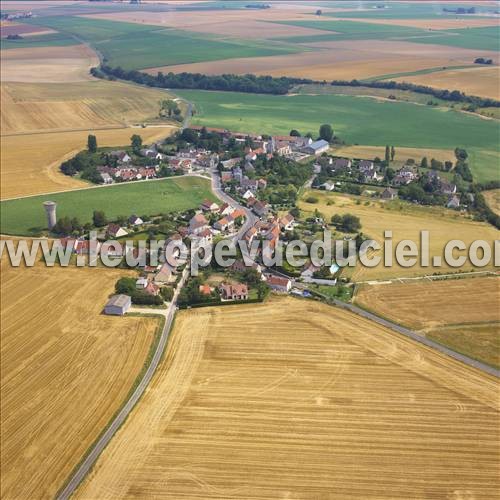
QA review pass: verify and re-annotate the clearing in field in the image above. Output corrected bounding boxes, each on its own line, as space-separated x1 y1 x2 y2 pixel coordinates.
484 188 500 216
355 277 500 368
75 297 499 499
0 44 98 83
395 65 500 100
298 190 499 280
1 80 178 134
0 175 214 235
0 258 159 499
0 126 176 199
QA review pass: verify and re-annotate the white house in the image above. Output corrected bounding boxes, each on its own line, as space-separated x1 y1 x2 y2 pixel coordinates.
242 190 254 200
128 214 144 226
266 275 292 293
107 224 128 239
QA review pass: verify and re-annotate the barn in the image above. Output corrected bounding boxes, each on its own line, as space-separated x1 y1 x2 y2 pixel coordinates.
104 294 131 316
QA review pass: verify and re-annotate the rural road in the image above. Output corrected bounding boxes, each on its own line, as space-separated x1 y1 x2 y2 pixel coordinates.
56 267 189 500
310 290 500 378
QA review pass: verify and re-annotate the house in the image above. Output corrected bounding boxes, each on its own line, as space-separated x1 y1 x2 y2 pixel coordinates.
219 283 249 301
154 263 175 285
394 165 418 185
266 275 292 293
244 226 258 244
279 213 295 231
188 213 209 235
104 294 131 316
257 178 267 190
221 158 241 170
242 190 254 200
128 214 143 226
214 215 234 232
100 172 113 184
199 284 213 296
294 136 313 149
332 158 352 171
221 171 233 183
301 263 320 279
440 181 457 195
358 160 374 173
136 277 148 289
252 200 268 217
230 259 262 274
381 187 398 200
219 203 234 216
320 182 335 191
107 224 128 239
233 167 243 183
447 194 461 209
192 228 213 245
304 139 329 156
200 199 219 212
144 281 160 296
110 151 132 164
275 141 292 156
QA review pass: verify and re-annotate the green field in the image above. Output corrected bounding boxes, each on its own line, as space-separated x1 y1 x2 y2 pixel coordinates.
0 32 77 50
23 16 302 70
276 19 499 51
177 89 499 181
0 176 215 236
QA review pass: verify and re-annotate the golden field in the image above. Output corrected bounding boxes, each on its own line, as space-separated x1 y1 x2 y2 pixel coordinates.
396 65 500 100
333 16 500 29
0 45 99 83
1 80 177 134
355 277 500 367
76 297 499 499
484 188 500 215
0 258 159 499
0 126 176 199
299 190 499 280
146 39 495 82
333 145 455 166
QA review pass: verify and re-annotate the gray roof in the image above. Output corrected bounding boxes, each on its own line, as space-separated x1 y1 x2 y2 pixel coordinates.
106 294 130 308
308 139 329 150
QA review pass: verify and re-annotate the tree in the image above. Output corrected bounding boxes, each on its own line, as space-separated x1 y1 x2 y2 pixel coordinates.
87 134 97 153
160 287 174 301
289 129 301 137
420 156 428 169
385 145 390 163
130 134 142 153
385 167 395 182
330 213 361 233
92 210 107 227
316 9 322 15
319 124 334 142
454 147 468 162
390 146 395 161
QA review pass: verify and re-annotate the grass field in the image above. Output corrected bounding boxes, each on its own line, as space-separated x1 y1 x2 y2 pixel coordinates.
75 297 499 499
298 190 499 280
0 126 176 199
355 277 500 368
1 80 177 134
24 16 303 70
0 258 158 499
0 31 77 49
484 188 500 215
0 176 214 235
177 89 499 181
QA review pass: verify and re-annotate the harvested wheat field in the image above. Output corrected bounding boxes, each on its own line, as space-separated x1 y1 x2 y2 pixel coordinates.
1 126 175 199
355 277 500 367
0 258 159 499
333 145 455 165
76 297 499 499
0 44 98 83
0 21 55 37
484 188 500 215
147 39 492 81
299 190 498 280
1 80 177 134
396 65 500 100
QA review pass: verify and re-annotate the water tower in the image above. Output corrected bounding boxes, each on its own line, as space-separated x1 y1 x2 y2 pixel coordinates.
43 201 57 230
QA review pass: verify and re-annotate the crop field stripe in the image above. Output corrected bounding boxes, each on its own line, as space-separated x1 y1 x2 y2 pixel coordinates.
364 64 475 82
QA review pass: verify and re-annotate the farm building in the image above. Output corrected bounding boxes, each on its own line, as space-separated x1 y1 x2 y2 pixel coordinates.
266 275 292 293
104 294 131 316
304 140 329 156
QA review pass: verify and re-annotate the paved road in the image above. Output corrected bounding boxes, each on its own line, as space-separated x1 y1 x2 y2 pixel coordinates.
56 268 189 500
301 284 500 378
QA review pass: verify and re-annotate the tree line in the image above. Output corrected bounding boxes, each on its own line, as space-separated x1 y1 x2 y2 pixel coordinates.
93 65 313 95
330 79 500 108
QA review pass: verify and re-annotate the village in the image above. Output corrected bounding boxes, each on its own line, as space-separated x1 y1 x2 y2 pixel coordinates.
51 126 478 316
